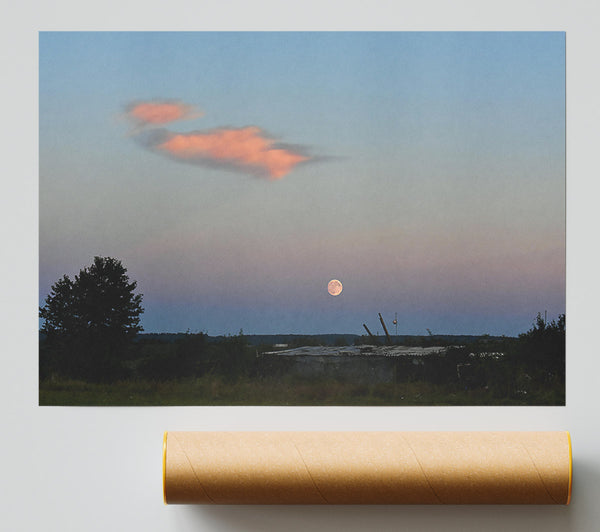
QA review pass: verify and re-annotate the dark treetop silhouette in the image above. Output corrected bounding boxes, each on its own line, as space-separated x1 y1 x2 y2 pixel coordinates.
39 256 144 382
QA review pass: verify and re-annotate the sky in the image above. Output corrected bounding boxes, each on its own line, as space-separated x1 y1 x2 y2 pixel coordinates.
39 32 565 336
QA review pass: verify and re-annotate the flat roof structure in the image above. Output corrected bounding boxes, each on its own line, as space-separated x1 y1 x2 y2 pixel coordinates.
262 345 449 357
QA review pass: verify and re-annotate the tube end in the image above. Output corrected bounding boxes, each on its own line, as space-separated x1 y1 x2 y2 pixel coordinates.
163 431 168 505
566 431 572 505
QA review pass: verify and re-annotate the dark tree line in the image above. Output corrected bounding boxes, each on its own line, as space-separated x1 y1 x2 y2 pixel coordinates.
398 313 565 402
516 313 565 374
137 331 256 382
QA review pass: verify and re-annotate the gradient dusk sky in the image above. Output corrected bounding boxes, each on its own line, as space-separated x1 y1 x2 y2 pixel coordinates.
39 32 565 336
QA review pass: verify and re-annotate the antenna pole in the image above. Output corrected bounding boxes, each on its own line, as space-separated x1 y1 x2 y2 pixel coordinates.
378 313 392 345
363 323 376 340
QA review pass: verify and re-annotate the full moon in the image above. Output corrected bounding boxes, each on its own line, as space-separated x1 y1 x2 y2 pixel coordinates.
327 279 343 296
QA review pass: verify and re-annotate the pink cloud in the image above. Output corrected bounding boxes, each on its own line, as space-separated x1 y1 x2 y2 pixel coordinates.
156 126 309 179
126 100 201 126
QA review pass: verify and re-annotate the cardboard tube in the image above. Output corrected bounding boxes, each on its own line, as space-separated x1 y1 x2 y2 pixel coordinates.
163 431 572 505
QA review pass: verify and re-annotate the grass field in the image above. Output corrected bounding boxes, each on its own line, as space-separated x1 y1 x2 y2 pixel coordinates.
39 374 564 406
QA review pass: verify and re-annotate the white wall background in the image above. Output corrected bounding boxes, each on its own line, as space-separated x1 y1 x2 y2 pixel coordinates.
2 2 599 530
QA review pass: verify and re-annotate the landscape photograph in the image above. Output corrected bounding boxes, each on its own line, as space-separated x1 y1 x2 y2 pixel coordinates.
39 32 565 406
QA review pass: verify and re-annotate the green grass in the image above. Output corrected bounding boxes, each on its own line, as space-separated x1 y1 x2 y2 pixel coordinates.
38 375 564 406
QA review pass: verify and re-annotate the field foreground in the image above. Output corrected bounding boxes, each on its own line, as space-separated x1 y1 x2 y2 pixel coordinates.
39 374 564 406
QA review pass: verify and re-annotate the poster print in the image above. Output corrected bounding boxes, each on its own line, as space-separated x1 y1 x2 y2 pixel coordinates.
39 32 565 406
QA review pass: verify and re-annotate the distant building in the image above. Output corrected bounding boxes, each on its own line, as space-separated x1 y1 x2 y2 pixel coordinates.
259 345 450 384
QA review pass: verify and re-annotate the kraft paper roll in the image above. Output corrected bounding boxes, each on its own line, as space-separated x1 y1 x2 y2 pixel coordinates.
163 431 572 505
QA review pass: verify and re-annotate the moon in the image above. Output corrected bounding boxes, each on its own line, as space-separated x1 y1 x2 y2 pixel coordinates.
327 279 343 296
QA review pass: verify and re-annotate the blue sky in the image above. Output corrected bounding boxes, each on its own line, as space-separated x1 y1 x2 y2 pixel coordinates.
39 32 565 336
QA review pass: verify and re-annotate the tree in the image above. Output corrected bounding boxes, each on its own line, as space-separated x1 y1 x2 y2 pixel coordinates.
39 275 77 338
516 313 565 382
39 256 144 381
